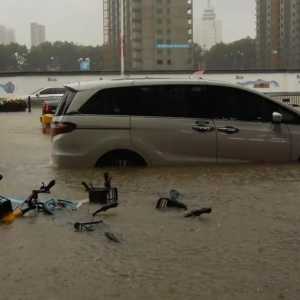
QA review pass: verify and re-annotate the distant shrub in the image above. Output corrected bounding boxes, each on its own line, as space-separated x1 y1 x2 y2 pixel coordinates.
0 98 27 112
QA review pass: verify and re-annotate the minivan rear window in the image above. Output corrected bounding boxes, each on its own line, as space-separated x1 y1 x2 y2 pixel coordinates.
55 89 76 116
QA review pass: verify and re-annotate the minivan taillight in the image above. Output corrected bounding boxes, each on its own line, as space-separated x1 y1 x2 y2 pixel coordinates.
51 122 76 137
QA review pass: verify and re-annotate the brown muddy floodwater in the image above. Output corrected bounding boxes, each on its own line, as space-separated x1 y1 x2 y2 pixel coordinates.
0 108 300 300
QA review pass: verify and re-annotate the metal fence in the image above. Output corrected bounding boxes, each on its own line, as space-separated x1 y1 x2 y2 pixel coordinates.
266 93 300 107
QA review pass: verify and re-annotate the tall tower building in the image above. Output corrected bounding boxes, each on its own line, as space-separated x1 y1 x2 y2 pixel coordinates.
0 25 6 45
5 28 16 45
103 0 121 69
103 0 193 71
30 22 46 47
198 0 222 50
256 0 300 69
0 25 16 45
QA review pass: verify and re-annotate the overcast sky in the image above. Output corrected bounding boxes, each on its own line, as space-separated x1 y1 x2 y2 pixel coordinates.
0 0 255 47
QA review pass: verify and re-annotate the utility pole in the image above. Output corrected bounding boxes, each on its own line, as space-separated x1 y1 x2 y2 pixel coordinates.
120 0 125 76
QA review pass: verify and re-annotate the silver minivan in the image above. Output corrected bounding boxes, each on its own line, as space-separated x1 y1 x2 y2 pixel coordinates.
51 78 300 167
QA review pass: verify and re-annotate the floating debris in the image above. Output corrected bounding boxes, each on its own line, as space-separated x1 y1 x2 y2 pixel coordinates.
156 190 187 210
0 199 13 220
93 202 119 217
74 220 103 232
82 172 118 205
184 208 212 218
104 231 121 243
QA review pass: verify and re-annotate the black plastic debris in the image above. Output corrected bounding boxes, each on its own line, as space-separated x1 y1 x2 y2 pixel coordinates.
184 208 212 218
104 231 121 243
0 199 13 220
93 202 119 217
82 172 118 205
156 189 187 210
74 220 103 232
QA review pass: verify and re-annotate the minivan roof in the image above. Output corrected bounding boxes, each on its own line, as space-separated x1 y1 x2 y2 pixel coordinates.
64 77 300 115
64 77 241 92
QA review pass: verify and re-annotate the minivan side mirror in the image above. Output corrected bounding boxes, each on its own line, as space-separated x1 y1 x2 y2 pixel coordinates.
36 93 40 97
272 112 283 124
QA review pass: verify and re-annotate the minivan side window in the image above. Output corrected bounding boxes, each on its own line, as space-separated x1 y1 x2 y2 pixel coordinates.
208 85 300 124
211 86 273 122
80 86 189 118
263 99 300 124
80 88 133 115
186 85 215 118
133 85 188 117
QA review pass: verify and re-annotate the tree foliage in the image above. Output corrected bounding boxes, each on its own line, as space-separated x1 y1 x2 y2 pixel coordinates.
0 41 103 72
0 38 258 72
198 37 257 71
0 43 28 71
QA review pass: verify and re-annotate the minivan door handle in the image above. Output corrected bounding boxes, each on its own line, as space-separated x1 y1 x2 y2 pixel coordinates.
217 126 239 134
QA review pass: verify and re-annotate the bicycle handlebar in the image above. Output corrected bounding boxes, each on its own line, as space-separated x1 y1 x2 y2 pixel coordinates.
39 180 55 193
25 180 56 204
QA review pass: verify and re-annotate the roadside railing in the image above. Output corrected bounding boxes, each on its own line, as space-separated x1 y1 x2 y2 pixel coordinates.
266 93 300 107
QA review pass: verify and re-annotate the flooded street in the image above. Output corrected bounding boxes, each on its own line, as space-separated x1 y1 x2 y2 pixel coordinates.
1 108 300 300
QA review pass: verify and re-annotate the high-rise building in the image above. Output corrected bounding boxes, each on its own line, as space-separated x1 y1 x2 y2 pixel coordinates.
0 25 6 45
5 28 16 45
198 0 222 50
30 22 46 47
103 0 194 71
0 25 16 45
103 0 121 69
256 0 300 69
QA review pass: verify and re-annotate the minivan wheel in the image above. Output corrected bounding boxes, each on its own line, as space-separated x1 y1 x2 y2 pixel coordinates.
95 150 147 168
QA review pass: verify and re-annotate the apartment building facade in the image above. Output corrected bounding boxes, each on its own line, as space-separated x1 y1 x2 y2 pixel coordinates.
256 0 300 69
30 22 46 47
103 0 194 71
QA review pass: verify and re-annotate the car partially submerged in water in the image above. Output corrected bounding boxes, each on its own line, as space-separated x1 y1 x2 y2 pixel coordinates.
30 87 66 104
51 77 300 167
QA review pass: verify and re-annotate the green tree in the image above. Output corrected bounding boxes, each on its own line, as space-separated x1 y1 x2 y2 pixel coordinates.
192 43 205 70
25 41 103 71
204 37 257 70
0 43 28 72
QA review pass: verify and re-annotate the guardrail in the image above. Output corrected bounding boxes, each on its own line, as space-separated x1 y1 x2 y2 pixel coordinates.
266 93 300 107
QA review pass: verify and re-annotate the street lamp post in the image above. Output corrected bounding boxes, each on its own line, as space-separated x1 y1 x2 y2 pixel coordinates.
120 0 125 76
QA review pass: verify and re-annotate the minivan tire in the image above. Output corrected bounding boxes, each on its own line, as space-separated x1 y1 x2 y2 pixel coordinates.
95 150 147 167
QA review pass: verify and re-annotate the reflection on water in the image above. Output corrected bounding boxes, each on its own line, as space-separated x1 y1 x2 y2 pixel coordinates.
1 109 300 300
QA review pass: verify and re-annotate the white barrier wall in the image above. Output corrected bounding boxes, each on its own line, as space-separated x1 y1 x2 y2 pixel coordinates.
0 72 300 98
